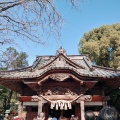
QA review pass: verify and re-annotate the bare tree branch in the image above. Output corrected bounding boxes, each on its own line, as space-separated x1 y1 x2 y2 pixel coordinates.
0 0 80 47
0 0 28 13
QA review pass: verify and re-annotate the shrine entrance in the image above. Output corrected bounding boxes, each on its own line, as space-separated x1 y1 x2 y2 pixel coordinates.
23 95 105 120
1 48 120 120
40 95 82 119
48 104 75 119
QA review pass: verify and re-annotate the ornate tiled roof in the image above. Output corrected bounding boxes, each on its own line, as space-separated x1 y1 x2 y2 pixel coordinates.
0 48 120 95
0 48 120 79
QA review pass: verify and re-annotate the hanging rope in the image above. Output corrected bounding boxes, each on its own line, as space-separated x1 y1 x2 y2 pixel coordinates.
40 94 83 103
70 94 84 103
38 94 84 110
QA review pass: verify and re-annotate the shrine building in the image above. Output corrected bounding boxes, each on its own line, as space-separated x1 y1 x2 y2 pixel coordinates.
0 47 120 120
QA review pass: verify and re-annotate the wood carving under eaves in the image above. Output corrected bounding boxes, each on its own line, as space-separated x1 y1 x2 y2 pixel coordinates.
43 86 80 95
50 73 70 81
38 73 84 85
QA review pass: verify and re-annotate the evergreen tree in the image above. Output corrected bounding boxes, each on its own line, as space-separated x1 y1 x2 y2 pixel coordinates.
79 23 120 69
0 47 28 112
78 23 120 112
0 47 28 70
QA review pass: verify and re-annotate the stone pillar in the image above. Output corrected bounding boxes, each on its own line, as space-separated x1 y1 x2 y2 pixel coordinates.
80 100 85 120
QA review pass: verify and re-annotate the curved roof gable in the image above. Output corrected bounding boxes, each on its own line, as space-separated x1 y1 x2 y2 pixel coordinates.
32 47 93 70
0 48 120 79
37 53 85 70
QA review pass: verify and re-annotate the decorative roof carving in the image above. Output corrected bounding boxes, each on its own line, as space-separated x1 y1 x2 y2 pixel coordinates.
50 73 70 81
84 95 92 101
0 48 120 80
44 86 79 95
51 56 69 67
56 47 67 56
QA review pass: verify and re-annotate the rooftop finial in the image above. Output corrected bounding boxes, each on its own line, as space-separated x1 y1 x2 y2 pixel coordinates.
56 47 67 56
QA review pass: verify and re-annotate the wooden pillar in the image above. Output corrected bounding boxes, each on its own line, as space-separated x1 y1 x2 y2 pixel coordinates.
80 100 85 120
18 102 22 117
38 96 42 114
102 87 107 106
43 103 49 119
75 103 80 119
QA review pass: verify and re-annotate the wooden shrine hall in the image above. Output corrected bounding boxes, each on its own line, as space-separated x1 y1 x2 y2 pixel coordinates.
0 47 120 120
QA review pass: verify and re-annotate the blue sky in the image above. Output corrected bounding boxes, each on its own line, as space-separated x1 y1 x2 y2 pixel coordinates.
3 0 120 65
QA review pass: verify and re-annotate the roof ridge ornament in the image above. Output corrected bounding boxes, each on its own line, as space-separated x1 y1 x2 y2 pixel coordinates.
56 47 67 56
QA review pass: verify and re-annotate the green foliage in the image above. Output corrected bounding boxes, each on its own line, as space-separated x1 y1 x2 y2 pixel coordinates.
0 47 29 112
0 47 28 69
0 85 16 111
108 88 120 112
79 23 120 69
79 23 120 112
